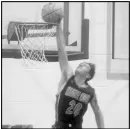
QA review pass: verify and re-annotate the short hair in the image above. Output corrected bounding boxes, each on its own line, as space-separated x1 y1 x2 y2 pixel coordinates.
85 63 96 83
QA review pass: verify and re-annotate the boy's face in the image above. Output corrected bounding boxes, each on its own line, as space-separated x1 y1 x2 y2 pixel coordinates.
75 62 91 78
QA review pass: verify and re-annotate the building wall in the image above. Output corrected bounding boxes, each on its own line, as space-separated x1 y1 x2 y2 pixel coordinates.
84 2 129 80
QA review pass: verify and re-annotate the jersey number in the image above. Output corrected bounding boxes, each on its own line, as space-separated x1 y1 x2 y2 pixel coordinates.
65 100 82 117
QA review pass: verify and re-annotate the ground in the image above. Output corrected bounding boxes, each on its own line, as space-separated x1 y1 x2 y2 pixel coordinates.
2 58 129 128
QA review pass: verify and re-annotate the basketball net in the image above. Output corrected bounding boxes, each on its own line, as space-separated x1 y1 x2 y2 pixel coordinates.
14 22 57 69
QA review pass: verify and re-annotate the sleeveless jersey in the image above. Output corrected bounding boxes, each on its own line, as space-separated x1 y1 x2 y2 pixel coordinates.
55 76 95 125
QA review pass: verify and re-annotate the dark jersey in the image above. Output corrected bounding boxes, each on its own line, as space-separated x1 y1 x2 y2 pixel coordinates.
55 75 95 125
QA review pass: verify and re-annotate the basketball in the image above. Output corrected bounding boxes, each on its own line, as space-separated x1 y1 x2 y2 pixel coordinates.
41 2 64 23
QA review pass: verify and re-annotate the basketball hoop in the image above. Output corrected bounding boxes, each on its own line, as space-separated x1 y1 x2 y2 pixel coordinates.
14 22 57 68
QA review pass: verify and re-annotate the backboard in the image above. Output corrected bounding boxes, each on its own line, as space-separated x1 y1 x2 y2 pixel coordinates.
2 2 89 61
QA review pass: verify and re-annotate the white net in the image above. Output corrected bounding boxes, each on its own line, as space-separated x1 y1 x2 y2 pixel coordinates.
14 22 57 68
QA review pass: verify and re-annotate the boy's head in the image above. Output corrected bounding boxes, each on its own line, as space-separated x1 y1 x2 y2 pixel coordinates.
75 62 96 82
